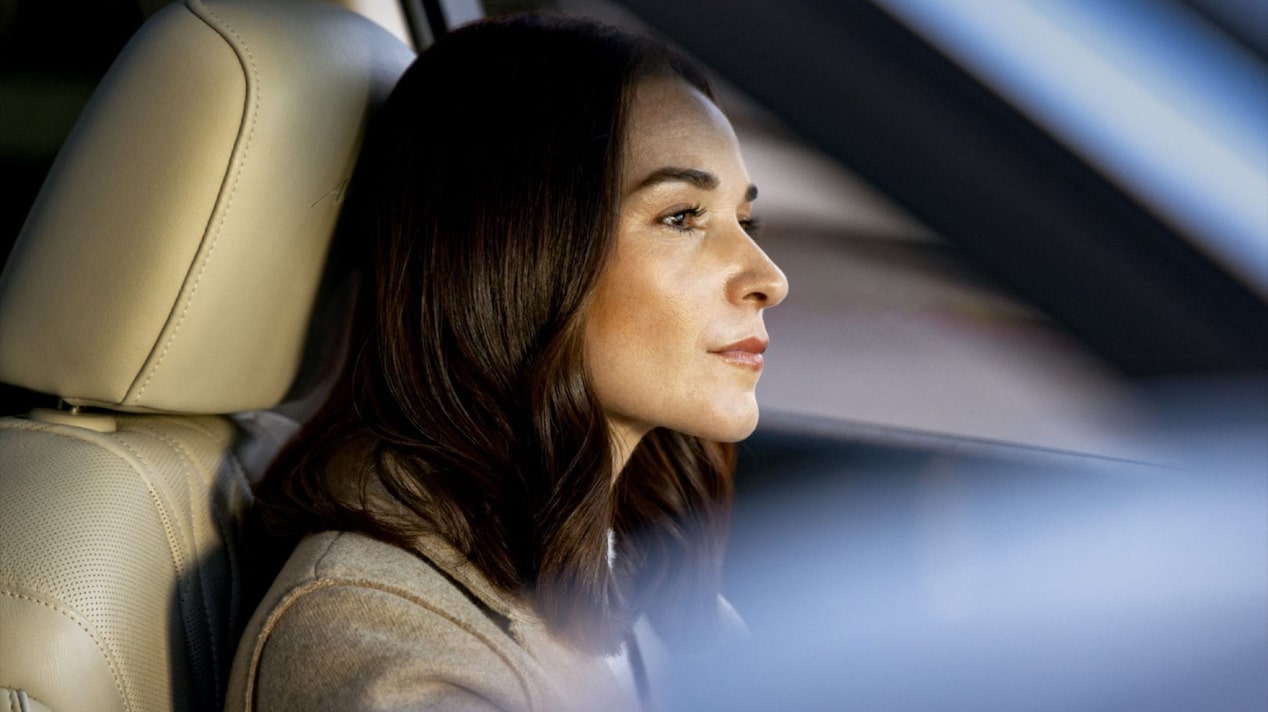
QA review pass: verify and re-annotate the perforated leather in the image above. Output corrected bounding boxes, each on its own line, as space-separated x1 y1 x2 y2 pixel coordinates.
0 1 413 710
0 416 246 711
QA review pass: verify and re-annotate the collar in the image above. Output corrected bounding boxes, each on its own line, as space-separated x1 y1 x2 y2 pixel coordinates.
407 532 537 632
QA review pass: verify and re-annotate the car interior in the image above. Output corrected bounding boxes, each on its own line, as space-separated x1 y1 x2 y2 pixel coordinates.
0 1 412 709
1 0 1264 711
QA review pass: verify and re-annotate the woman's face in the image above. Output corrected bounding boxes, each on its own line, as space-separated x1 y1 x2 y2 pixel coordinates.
586 78 789 457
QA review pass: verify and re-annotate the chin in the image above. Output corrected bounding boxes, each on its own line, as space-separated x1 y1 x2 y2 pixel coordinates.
685 406 760 443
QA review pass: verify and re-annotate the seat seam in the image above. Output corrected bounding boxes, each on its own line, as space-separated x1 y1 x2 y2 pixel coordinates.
154 416 255 639
0 418 232 711
112 438 189 577
119 425 226 699
110 435 202 698
153 415 230 455
0 590 130 710
0 423 190 579
131 0 262 404
145 415 254 633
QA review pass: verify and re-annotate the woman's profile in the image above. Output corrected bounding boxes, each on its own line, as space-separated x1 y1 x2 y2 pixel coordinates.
226 12 787 712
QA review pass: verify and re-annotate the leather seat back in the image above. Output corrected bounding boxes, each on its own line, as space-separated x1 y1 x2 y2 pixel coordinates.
0 2 412 709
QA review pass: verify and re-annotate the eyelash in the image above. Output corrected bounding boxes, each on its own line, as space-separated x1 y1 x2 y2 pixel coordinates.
659 205 763 236
661 204 705 232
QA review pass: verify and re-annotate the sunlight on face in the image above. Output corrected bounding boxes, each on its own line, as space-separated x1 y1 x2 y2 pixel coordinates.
585 78 789 464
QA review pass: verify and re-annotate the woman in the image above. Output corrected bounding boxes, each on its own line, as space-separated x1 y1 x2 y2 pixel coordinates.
226 13 787 712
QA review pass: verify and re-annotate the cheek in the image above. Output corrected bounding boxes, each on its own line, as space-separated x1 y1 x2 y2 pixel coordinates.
583 235 761 442
584 242 706 422
587 249 696 370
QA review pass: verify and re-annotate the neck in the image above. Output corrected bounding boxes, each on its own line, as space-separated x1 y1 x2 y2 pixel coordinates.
607 418 648 483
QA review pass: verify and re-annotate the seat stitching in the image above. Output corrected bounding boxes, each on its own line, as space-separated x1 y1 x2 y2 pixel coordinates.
146 415 253 633
136 417 239 489
120 425 225 698
111 436 203 692
1 590 130 710
132 415 254 642
112 438 188 576
132 0 262 404
154 415 227 454
0 420 190 579
0 419 213 711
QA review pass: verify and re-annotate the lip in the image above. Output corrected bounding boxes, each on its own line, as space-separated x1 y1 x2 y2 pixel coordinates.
710 337 768 370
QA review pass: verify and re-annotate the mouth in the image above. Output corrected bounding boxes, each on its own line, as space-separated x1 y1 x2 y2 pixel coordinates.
710 337 768 370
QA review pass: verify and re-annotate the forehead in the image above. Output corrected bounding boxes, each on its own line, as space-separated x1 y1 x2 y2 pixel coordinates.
622 78 743 181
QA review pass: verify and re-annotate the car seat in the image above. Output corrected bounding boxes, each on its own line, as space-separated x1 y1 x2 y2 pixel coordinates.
0 1 412 710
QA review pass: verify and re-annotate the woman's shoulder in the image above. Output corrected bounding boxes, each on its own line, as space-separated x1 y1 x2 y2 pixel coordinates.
225 531 540 711
276 531 494 605
226 531 633 711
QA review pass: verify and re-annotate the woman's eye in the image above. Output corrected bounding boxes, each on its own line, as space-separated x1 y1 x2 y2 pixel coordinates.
660 205 704 232
740 215 763 236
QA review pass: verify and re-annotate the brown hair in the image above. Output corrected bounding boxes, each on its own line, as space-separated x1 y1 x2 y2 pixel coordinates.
253 13 733 651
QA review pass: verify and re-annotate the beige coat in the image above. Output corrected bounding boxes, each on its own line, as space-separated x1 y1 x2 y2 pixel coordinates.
224 530 646 712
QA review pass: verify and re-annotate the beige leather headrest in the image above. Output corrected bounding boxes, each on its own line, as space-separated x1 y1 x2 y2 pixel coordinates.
0 0 413 413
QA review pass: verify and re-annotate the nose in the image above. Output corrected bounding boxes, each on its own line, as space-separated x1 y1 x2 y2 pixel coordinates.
728 232 789 308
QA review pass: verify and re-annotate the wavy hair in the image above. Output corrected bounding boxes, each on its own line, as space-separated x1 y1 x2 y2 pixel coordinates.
253 13 734 651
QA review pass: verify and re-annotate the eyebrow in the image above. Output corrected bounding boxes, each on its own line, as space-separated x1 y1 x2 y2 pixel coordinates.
631 166 759 202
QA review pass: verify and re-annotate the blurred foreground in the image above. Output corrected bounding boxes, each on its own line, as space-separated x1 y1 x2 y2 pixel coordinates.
665 377 1267 712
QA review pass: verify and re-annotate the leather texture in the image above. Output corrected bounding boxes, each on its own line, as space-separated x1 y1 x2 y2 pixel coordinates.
0 414 265 712
0 1 412 710
0 0 413 414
